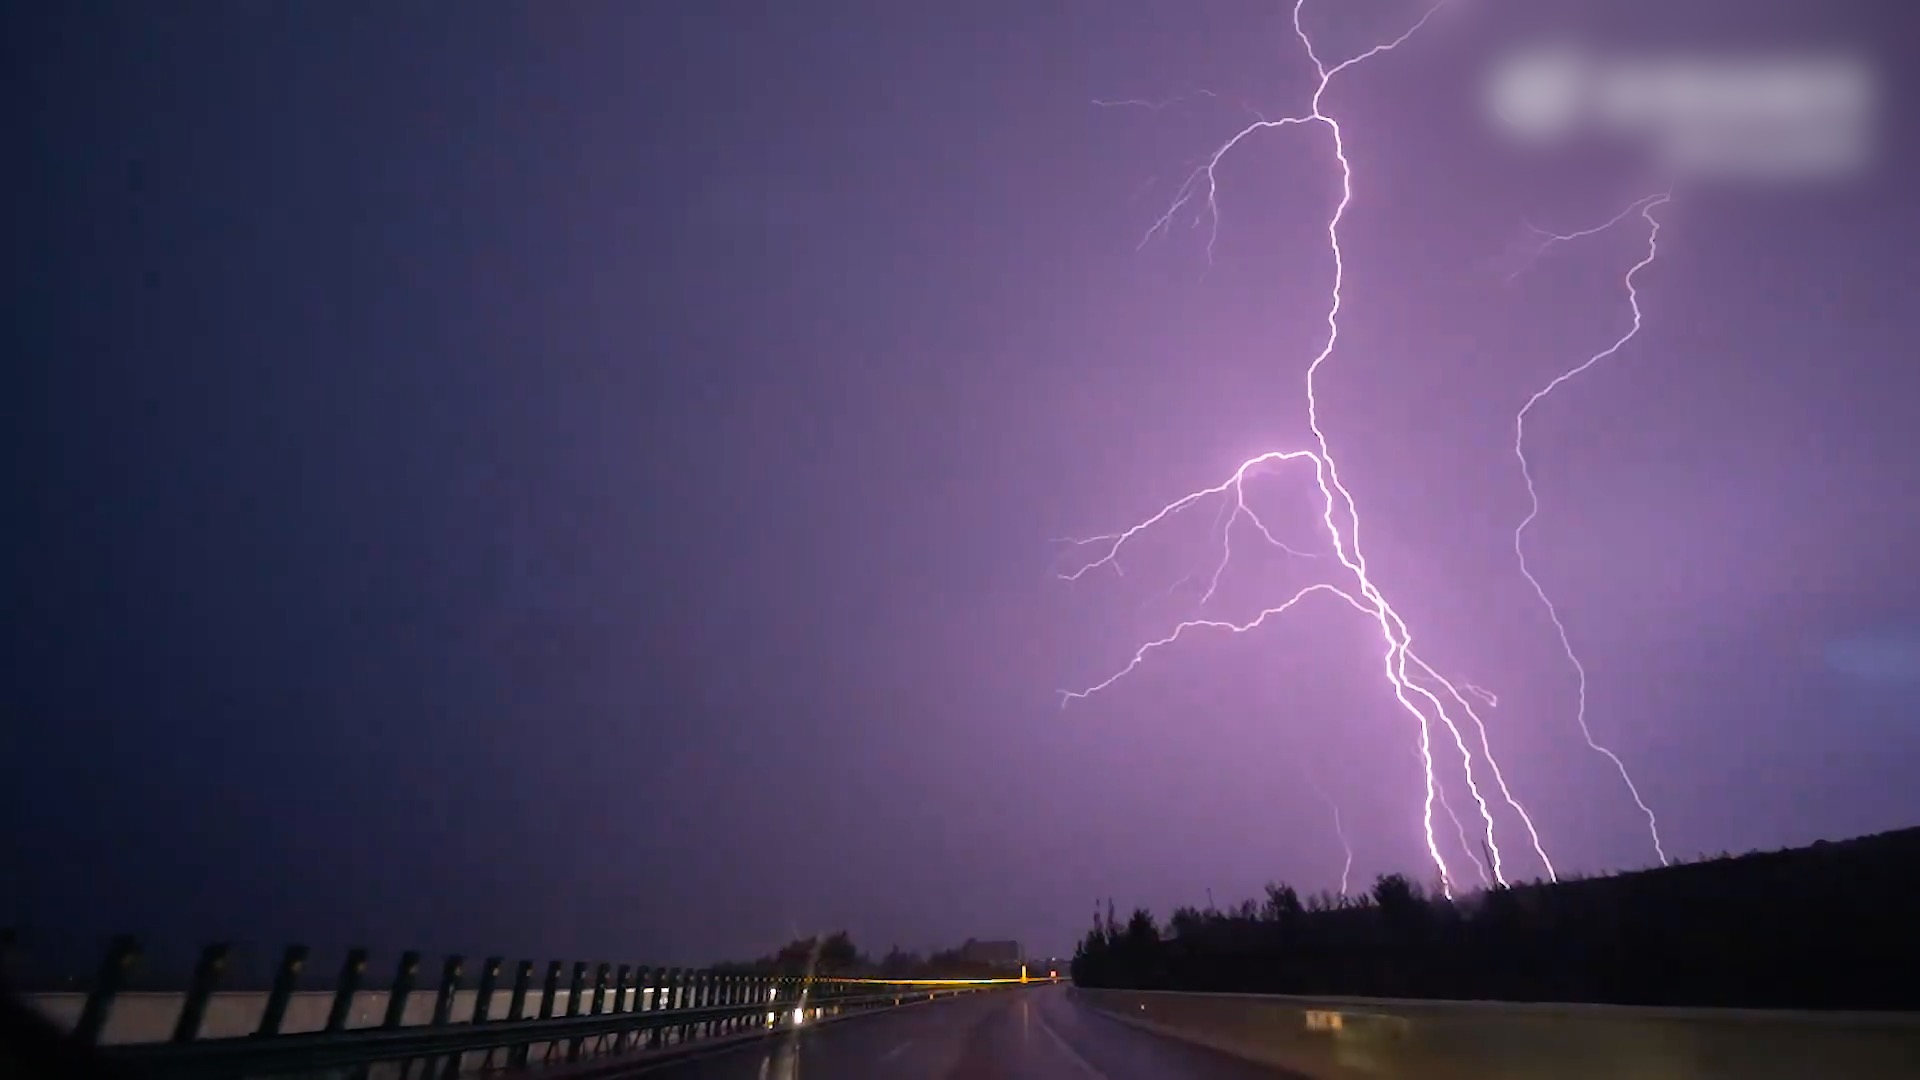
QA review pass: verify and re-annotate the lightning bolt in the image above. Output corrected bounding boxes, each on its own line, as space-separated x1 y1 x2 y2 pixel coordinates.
1459 682 1498 709
1092 89 1219 111
1410 668 1499 709
1302 770 1354 895
1435 772 1493 887
1512 192 1674 866
1058 0 1573 895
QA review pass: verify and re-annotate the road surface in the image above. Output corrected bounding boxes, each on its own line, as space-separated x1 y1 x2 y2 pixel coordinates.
640 983 1295 1079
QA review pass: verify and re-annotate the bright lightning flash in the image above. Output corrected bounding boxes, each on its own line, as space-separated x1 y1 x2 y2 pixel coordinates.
1514 193 1674 866
1058 0 1667 892
1302 769 1355 895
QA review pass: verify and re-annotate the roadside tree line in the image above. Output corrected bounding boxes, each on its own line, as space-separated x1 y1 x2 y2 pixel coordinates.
1072 828 1920 1010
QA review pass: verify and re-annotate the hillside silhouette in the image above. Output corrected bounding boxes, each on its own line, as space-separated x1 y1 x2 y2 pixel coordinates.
1073 827 1920 1010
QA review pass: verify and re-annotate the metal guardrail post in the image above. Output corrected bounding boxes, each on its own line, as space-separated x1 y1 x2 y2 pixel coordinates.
593 962 614 1054
704 971 718 1036
562 961 588 1061
472 957 502 1024
464 957 503 1074
381 951 420 1028
372 951 420 1080
678 968 695 1040
325 948 368 1032
566 962 598 1062
609 965 633 1052
445 956 497 1080
533 961 562 1062
73 935 138 1047
633 966 653 1014
694 971 710 1038
506 960 538 1067
566 962 587 1019
257 944 308 1037
431 956 462 1025
688 969 701 1040
679 970 694 1041
417 956 462 1080
506 960 532 1022
538 961 562 1020
170 942 229 1043
672 968 691 1044
645 968 668 1045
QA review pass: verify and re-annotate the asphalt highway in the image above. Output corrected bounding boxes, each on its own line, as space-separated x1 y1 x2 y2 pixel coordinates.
640 983 1296 1079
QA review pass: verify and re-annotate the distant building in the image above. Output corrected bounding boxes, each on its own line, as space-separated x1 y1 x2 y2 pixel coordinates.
959 939 1022 970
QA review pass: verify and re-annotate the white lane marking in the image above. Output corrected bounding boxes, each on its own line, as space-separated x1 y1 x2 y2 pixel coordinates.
1036 1009 1107 1078
881 1040 913 1061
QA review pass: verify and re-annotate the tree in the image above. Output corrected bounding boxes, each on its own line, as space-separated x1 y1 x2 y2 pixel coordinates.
878 945 922 979
1125 907 1160 950
818 931 859 973
1168 906 1205 941
1262 882 1303 923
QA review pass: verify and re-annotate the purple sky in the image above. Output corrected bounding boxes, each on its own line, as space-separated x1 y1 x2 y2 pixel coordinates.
7 0 1917 967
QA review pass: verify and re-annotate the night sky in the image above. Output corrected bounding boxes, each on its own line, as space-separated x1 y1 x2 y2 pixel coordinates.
7 0 1917 969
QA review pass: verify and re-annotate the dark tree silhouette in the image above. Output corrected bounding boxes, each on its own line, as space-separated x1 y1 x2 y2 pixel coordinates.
713 930 866 976
1072 827 1920 1010
716 932 1011 980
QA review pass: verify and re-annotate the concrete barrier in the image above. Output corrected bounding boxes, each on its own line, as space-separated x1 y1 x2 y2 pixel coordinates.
1074 987 1920 1079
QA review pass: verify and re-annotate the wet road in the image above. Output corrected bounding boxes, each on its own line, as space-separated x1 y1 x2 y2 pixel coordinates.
640 983 1293 1079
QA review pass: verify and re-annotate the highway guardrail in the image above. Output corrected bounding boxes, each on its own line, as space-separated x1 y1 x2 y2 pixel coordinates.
9 934 1029 1077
